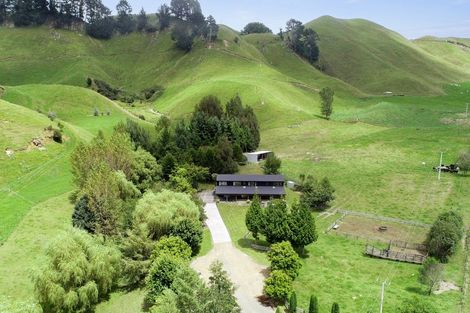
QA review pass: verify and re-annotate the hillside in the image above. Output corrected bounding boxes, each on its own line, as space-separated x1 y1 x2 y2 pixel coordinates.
414 36 470 73
307 16 470 95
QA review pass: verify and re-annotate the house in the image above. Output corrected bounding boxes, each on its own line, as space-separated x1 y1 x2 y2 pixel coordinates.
243 150 272 163
215 174 286 201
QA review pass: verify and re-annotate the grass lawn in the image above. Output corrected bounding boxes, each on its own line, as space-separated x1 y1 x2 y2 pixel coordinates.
0 193 73 309
218 203 466 313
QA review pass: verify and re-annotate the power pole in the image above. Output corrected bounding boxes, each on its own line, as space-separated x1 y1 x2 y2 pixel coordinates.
438 152 444 181
379 280 387 313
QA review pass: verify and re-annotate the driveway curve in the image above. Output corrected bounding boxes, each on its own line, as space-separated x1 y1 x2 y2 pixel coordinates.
191 191 273 313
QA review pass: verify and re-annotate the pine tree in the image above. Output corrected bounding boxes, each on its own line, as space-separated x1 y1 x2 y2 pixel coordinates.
288 202 318 252
136 7 147 31
289 292 297 313
331 302 340 313
245 195 264 239
309 295 319 313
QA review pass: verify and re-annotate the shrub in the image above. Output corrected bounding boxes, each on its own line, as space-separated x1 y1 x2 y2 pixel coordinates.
47 111 56 121
331 302 340 313
170 217 203 256
52 129 62 143
397 297 437 313
152 236 192 261
33 228 121 313
267 241 302 279
262 153 281 175
309 295 319 313
94 107 100 116
300 176 335 211
289 292 297 313
146 254 185 305
264 270 293 302
139 114 146 120
419 257 444 295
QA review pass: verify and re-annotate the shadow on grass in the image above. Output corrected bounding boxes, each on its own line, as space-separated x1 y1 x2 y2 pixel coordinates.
405 286 427 296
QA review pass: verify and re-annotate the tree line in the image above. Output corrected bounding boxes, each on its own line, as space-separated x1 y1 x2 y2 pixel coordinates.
0 0 219 46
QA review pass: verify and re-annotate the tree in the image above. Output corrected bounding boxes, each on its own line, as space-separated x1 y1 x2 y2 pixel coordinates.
267 241 302 279
171 217 203 256
170 0 201 20
300 176 335 211
33 228 121 313
157 4 171 30
204 15 218 41
426 211 464 262
196 95 224 118
320 87 334 120
331 302 340 313
71 195 95 233
136 7 148 31
289 292 297 313
169 265 206 313
79 163 123 236
262 153 282 175
264 270 293 302
288 202 318 251
151 289 180 313
171 21 195 51
86 16 115 39
419 257 443 295
241 22 272 34
130 148 162 192
152 236 192 261
161 153 177 180
245 195 265 239
206 261 241 313
146 254 185 305
116 0 134 34
397 297 438 313
309 295 319 313
263 200 291 243
457 149 470 174
133 190 200 240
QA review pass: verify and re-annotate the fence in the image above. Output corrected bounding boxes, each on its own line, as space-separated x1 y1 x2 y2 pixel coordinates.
365 245 427 264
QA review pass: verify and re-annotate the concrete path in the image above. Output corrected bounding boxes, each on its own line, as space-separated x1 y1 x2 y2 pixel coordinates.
192 191 273 313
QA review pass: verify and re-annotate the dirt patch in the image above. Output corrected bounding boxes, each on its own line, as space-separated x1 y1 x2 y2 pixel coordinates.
333 215 428 244
435 281 460 294
440 117 470 127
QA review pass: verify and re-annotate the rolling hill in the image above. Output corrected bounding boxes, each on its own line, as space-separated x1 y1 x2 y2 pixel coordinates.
307 16 470 95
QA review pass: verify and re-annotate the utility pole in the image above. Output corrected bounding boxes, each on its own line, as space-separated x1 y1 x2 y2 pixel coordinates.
379 280 387 313
438 152 444 181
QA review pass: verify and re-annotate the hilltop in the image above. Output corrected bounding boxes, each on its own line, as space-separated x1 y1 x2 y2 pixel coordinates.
307 16 470 95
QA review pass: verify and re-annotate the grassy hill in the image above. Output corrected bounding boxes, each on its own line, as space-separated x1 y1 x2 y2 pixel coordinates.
414 37 470 73
307 16 470 95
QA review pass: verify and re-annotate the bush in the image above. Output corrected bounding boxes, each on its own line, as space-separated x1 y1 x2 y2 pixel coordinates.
47 111 56 121
152 236 192 261
264 270 293 302
457 150 470 174
300 176 335 210
426 211 464 262
267 241 302 279
397 297 437 313
262 153 282 175
33 228 121 313
170 217 203 256
52 129 62 143
331 302 340 313
146 254 185 305
289 292 297 313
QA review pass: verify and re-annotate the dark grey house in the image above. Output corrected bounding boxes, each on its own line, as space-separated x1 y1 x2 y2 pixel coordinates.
215 174 286 201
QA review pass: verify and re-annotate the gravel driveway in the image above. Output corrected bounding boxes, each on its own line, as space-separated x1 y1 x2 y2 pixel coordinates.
191 191 273 313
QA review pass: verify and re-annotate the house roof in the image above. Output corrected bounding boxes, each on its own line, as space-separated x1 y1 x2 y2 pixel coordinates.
243 151 272 156
216 174 285 182
215 186 286 196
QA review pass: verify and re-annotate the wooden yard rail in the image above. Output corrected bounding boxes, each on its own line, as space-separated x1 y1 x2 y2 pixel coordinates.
365 245 427 264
